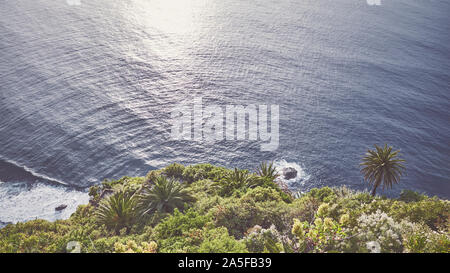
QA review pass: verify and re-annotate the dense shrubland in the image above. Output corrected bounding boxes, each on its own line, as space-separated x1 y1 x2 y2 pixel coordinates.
0 163 448 253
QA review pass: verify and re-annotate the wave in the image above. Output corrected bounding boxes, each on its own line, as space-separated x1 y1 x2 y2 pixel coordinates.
0 156 69 187
273 160 311 189
0 181 89 224
0 158 89 224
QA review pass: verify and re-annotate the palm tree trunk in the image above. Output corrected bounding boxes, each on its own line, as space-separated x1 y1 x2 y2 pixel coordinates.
371 177 381 196
371 186 377 196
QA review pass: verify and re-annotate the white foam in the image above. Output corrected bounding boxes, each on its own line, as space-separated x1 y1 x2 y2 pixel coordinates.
273 159 310 187
0 156 68 186
0 182 89 225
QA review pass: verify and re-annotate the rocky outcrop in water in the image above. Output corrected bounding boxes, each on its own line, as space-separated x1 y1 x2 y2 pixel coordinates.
55 204 67 211
282 167 297 180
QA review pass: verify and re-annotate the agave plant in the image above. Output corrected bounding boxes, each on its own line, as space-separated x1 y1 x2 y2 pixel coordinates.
96 190 138 234
256 161 279 181
138 176 194 215
360 144 406 196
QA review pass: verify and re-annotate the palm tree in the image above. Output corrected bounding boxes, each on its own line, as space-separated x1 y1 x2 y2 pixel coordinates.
360 144 406 196
219 168 252 195
96 190 138 234
228 168 251 187
138 176 194 215
256 161 279 182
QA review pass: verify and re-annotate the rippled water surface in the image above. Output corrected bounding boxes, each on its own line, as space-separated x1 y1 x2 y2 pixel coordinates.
1 0 449 223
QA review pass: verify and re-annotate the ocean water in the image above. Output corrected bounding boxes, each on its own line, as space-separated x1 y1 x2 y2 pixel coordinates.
0 0 449 224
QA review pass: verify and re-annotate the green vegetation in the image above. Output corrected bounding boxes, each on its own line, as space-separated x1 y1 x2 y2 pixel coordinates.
96 189 138 235
256 161 279 181
0 162 448 253
138 176 195 215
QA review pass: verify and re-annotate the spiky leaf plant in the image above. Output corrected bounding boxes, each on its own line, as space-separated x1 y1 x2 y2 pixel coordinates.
138 176 194 215
360 144 406 196
96 190 138 235
256 161 279 182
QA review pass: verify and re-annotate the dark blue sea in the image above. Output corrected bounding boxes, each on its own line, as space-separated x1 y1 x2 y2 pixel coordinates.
0 0 449 224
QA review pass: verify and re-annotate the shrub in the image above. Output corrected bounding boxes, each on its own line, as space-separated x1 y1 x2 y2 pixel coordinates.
182 164 230 183
389 198 449 230
307 187 336 203
1 164 449 253
189 179 221 199
292 217 347 253
162 163 185 180
196 227 248 253
243 225 292 253
154 209 211 240
242 187 282 203
316 203 330 218
355 210 403 253
213 198 261 238
101 177 145 193
213 193 292 238
114 240 157 253
398 190 427 203
145 170 162 184
153 209 212 252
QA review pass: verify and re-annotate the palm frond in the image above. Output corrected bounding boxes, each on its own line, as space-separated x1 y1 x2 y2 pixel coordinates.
360 144 406 196
256 161 279 181
96 190 138 234
138 176 194 215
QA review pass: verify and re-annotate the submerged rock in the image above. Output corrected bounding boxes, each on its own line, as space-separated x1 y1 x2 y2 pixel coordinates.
55 204 67 211
282 167 297 180
0 221 13 228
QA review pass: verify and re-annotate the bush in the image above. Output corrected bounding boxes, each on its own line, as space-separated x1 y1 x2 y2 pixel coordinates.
154 209 211 240
213 193 292 238
162 163 185 180
355 210 403 253
242 187 282 203
1 164 449 253
292 217 347 253
398 190 428 203
389 198 449 230
243 225 290 253
182 164 230 184
152 209 213 252
307 187 336 203
213 199 261 238
195 227 248 253
114 240 157 253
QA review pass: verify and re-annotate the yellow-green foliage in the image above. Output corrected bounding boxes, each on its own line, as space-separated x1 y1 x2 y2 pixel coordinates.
0 164 448 253
114 240 157 253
